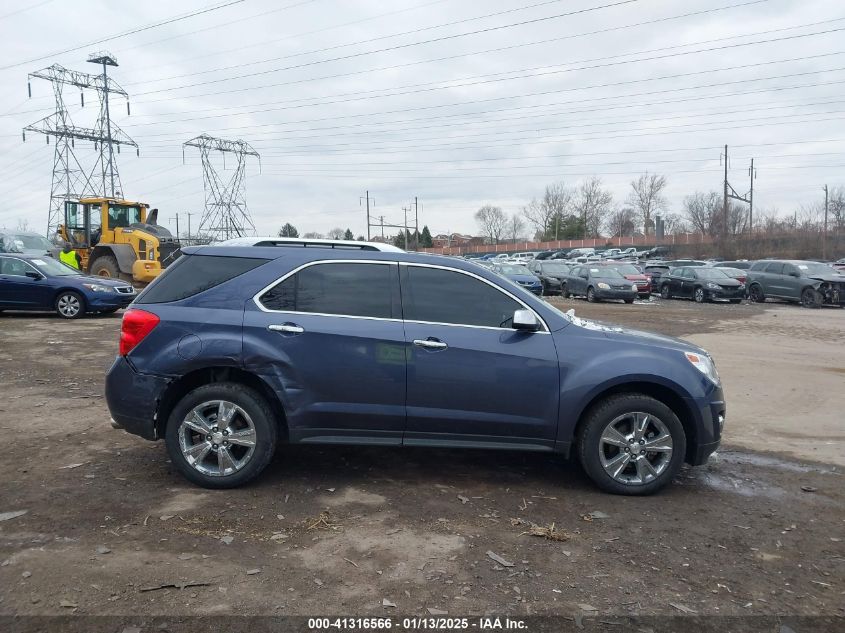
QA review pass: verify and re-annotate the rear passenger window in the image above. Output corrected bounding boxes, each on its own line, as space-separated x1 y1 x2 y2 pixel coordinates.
403 266 522 328
765 262 784 274
259 262 395 319
136 255 268 304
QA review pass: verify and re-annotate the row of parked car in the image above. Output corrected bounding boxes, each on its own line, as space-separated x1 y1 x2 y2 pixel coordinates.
473 256 845 308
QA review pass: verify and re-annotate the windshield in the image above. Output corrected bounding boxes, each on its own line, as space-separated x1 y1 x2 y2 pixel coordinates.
30 256 80 277
108 204 143 229
1 233 52 252
696 268 730 279
589 267 623 278
796 262 837 276
541 263 570 273
498 264 532 275
610 264 640 275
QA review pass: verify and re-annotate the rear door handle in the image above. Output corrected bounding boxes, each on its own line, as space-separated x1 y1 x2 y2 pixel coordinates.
413 338 448 350
268 323 304 334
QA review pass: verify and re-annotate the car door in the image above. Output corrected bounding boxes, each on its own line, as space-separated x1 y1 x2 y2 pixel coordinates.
764 262 786 297
781 263 803 299
243 260 407 444
0 256 51 308
400 264 560 448
665 268 682 296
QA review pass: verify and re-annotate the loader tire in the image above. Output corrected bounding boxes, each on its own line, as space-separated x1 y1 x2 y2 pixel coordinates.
90 255 120 279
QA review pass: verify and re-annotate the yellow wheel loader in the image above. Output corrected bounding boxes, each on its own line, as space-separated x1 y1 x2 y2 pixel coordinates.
57 197 180 284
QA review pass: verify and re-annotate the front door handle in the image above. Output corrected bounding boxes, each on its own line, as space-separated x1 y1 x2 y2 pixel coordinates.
268 323 304 334
413 338 448 350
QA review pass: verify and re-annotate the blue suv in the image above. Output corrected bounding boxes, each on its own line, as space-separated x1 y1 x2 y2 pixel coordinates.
105 241 725 495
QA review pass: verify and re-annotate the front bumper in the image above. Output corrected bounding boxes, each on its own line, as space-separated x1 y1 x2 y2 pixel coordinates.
87 292 135 310
685 384 726 466
594 288 638 301
706 286 745 300
105 356 168 441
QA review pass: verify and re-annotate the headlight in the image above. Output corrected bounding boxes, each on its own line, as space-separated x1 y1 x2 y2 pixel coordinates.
739 283 746 290
684 351 720 384
83 283 113 293
631 284 637 291
707 282 720 289
597 282 610 289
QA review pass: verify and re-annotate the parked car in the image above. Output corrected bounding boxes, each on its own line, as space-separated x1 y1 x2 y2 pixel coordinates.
666 259 707 268
492 263 543 295
659 267 744 303
0 230 54 256
533 250 557 261
511 252 537 264
105 243 725 494
603 263 651 298
746 260 845 308
715 267 748 285
528 260 572 295
714 260 754 270
563 265 638 303
601 248 622 259
832 258 845 271
643 263 671 291
0 253 135 318
567 247 596 259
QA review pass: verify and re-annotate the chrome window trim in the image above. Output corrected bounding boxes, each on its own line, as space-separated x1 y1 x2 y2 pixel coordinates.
0 255 41 278
252 259 549 333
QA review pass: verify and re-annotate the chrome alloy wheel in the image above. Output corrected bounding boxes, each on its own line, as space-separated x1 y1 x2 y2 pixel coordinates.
177 400 257 477
57 293 81 317
598 412 674 486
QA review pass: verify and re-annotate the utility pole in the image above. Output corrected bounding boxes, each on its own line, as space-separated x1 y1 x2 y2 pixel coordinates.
186 212 194 242
748 158 755 234
88 53 117 197
379 215 385 240
721 144 753 239
171 212 180 239
722 144 729 240
414 196 420 251
403 206 409 249
823 184 829 260
360 191 374 241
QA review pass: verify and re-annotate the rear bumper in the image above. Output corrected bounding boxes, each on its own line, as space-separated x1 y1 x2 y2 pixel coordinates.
105 356 168 440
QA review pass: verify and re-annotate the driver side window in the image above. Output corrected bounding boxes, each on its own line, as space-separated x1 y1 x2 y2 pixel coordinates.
403 266 524 328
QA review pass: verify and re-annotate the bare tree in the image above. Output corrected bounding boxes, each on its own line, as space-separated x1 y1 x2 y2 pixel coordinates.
605 206 637 237
523 182 574 240
573 177 613 238
507 214 526 243
627 173 668 235
683 191 721 236
661 212 688 235
15 218 31 231
475 204 507 244
302 231 324 239
327 228 346 240
828 186 845 233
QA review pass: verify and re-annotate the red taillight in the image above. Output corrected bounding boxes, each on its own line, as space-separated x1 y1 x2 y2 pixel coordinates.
120 309 160 356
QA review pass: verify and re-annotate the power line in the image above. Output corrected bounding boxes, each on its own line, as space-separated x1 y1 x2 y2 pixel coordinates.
0 0 246 71
131 0 645 96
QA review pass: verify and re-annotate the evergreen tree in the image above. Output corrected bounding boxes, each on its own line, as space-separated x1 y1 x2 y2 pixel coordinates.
278 223 299 237
420 225 433 247
343 228 354 240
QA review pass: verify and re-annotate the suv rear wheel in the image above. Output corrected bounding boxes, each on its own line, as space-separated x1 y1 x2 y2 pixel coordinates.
577 394 686 495
165 382 278 488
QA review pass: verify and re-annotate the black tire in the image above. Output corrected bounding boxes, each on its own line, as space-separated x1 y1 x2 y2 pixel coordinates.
748 284 765 303
55 291 85 319
729 299 741 304
89 254 120 279
660 284 671 300
577 393 687 496
586 286 598 303
562 284 570 299
165 382 279 489
540 281 547 296
801 287 822 309
624 298 634 304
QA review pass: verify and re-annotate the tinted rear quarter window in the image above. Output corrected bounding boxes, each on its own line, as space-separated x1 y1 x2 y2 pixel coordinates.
259 262 395 319
765 262 785 275
403 266 521 328
136 255 268 304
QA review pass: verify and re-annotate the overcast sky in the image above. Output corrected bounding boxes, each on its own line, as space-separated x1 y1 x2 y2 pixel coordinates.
1 0 843 239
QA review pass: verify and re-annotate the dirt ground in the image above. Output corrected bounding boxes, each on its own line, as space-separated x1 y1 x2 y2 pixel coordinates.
0 297 843 625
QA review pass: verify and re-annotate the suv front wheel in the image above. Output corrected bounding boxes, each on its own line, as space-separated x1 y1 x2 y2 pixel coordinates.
165 382 278 488
577 394 686 495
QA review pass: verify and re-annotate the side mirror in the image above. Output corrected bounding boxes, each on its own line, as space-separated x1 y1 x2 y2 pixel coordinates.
25 271 43 280
512 309 540 332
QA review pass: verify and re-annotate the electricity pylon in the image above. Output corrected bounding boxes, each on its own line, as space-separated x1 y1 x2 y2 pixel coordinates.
183 134 260 241
23 52 137 235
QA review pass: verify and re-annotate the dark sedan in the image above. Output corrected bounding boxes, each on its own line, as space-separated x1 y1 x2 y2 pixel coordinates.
528 260 572 295
659 267 744 303
0 253 135 318
563 265 638 303
491 263 543 295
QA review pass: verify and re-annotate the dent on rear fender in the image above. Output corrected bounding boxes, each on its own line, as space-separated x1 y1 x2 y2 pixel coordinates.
241 334 305 413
